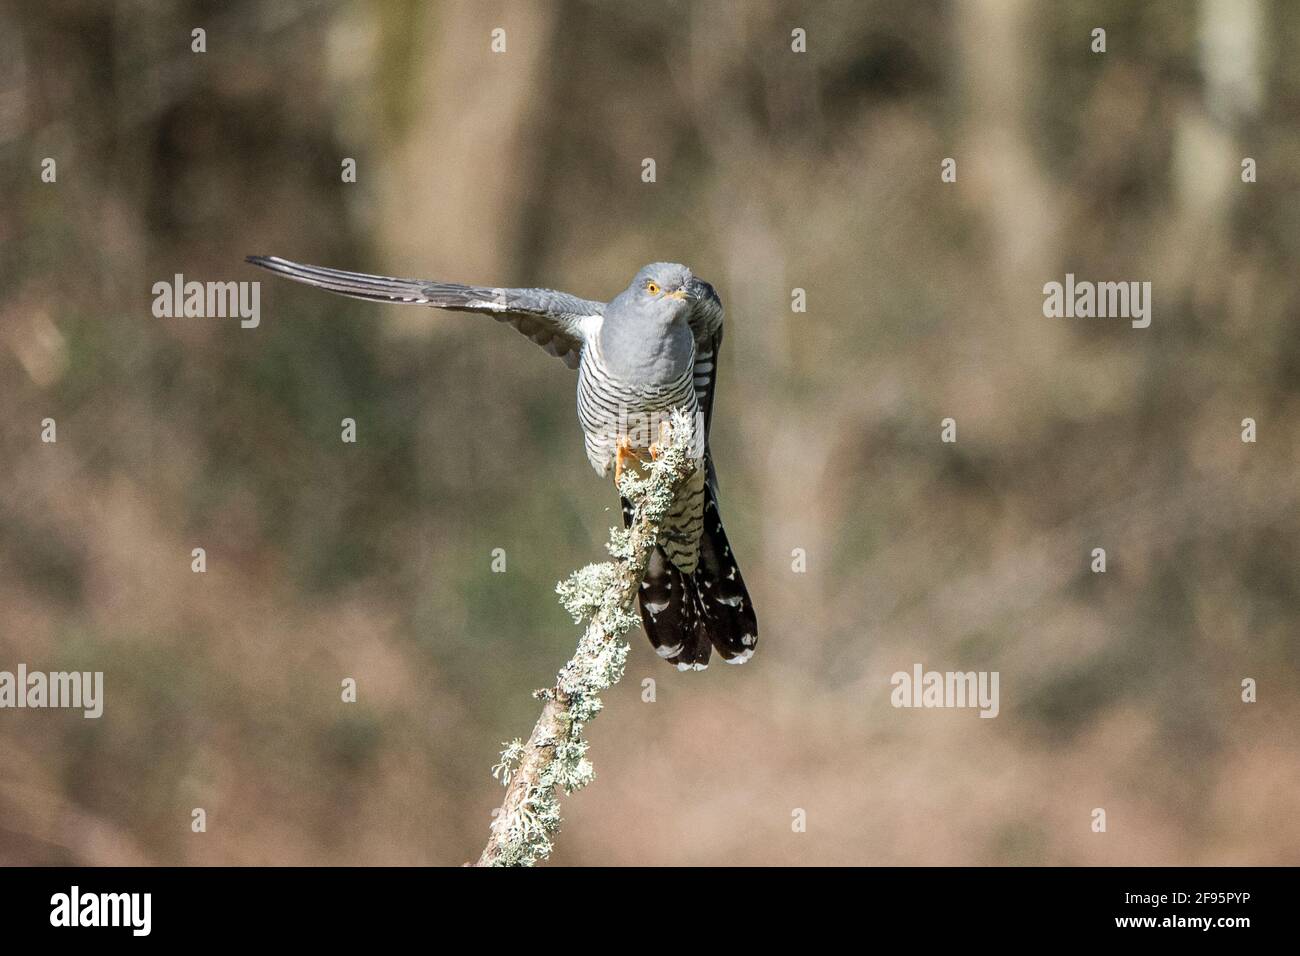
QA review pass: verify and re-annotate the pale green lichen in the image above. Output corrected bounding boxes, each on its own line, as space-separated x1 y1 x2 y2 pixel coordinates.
493 785 562 867
482 412 698 867
491 738 525 786
556 562 621 623
547 738 594 793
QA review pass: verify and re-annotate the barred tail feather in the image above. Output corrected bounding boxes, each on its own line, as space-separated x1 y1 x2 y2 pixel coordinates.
623 498 710 670
624 487 757 671
641 545 712 671
692 483 758 664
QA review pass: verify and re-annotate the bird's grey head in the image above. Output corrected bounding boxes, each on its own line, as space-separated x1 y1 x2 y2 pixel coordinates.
597 262 700 379
609 262 697 326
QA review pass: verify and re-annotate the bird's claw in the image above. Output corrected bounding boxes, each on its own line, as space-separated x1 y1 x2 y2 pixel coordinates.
648 420 672 461
614 436 639 484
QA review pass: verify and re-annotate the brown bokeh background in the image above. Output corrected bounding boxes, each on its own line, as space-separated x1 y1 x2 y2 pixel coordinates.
2 0 1297 865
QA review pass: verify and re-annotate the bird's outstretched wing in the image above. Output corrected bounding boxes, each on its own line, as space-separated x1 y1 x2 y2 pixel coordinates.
246 255 604 368
687 278 725 439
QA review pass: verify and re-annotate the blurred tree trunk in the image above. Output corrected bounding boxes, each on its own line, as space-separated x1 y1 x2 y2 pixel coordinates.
373 0 560 323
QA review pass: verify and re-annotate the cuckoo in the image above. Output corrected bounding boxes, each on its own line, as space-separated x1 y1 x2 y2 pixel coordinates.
246 255 758 670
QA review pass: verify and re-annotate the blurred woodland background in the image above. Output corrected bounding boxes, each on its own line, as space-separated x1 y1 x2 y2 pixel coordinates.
1 0 1298 865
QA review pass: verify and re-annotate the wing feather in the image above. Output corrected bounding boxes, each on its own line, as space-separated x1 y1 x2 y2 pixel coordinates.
687 279 725 440
246 255 603 368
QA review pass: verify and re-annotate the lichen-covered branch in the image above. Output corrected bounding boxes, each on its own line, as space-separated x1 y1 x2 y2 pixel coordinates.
475 411 699 867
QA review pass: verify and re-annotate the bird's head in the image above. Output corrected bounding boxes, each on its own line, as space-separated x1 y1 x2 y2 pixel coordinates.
617 262 697 324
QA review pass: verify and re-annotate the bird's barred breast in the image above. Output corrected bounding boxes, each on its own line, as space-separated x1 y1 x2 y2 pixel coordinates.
576 340 699 476
577 339 707 574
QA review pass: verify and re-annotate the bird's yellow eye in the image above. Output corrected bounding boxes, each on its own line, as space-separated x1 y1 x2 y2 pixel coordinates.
646 281 660 295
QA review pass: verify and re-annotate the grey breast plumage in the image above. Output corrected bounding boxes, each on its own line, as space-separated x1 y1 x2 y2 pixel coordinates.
576 333 698 477
578 330 706 573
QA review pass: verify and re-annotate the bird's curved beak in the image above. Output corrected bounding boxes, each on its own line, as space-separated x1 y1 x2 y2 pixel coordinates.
664 288 688 301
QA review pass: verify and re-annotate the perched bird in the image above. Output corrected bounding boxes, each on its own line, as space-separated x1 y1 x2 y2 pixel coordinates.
246 255 757 670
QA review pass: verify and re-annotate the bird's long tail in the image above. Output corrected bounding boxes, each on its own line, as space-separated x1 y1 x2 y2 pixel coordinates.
623 481 758 671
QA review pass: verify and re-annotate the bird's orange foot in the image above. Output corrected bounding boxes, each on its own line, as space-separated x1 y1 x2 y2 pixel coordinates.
614 436 640 484
649 420 673 460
